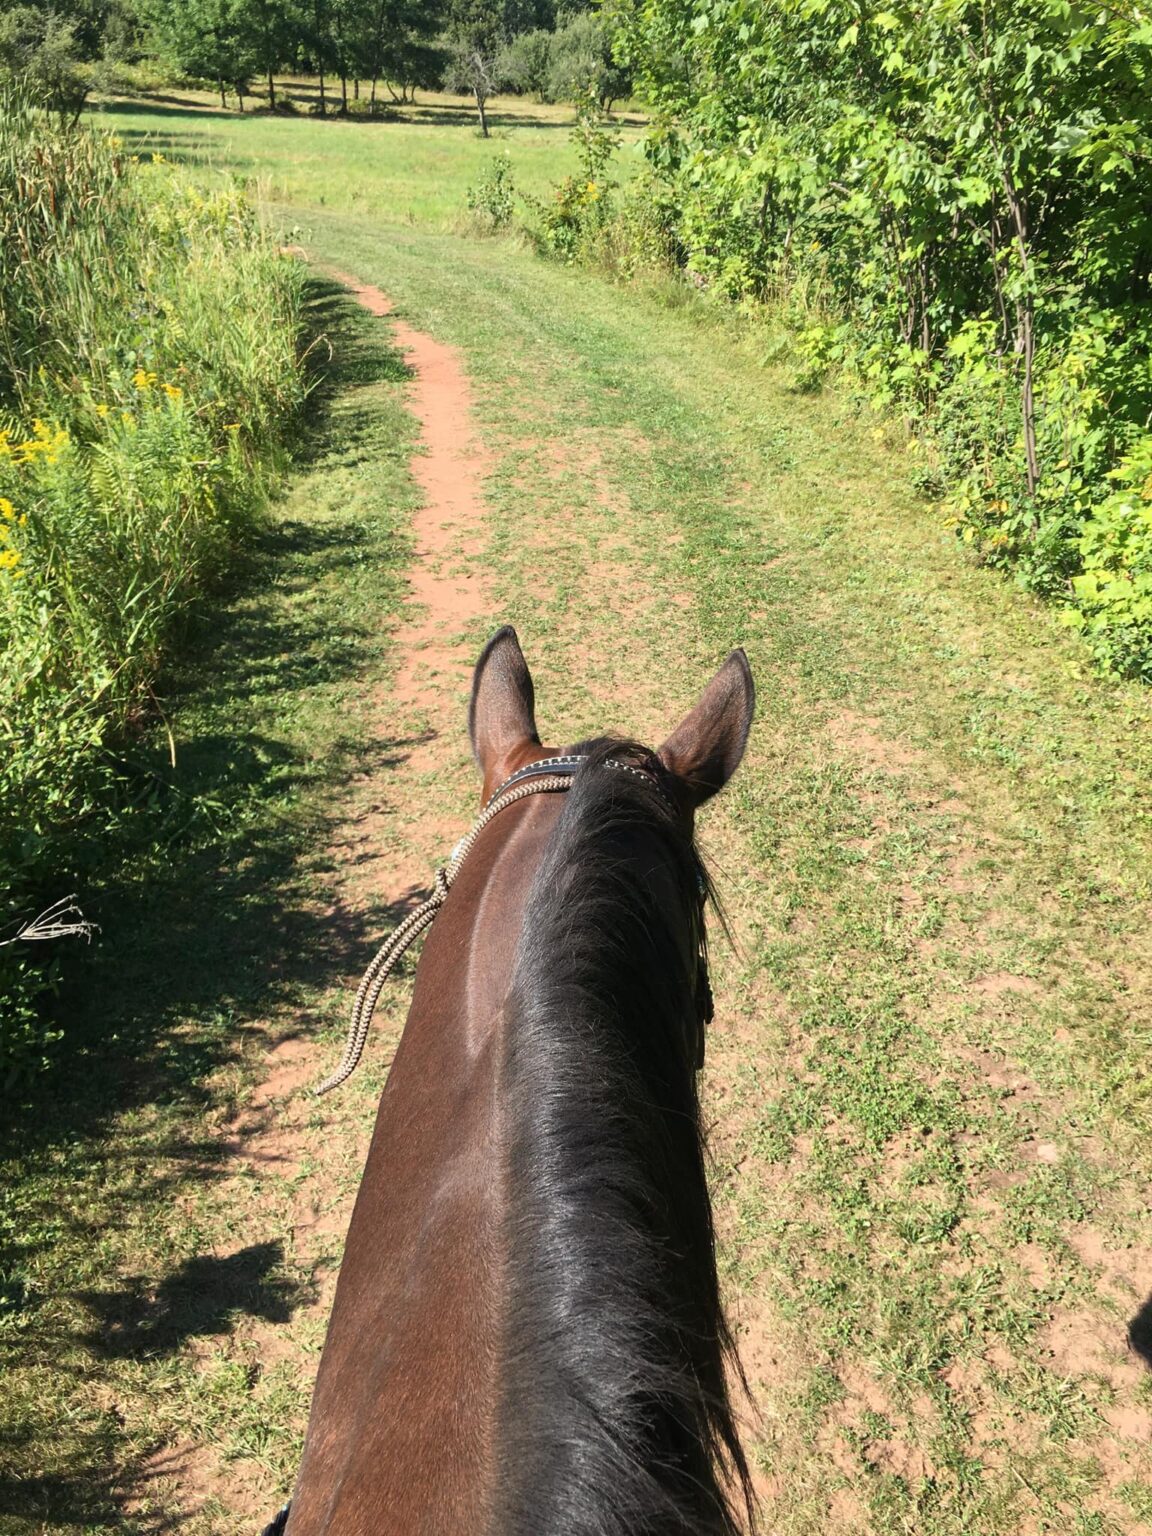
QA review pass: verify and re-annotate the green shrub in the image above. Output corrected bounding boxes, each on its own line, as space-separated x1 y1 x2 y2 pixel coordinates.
0 80 305 1083
466 151 516 230
1066 444 1152 681
604 0 1152 680
525 90 620 262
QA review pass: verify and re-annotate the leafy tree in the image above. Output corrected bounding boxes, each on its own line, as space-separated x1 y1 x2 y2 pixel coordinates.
500 25 552 100
244 0 296 109
547 10 627 108
154 0 260 108
0 7 92 122
0 0 147 120
361 0 445 108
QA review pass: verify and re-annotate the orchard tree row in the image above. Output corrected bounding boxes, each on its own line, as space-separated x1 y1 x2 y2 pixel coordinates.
0 0 625 128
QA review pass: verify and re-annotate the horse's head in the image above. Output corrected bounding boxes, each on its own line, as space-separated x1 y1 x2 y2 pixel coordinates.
468 624 755 1077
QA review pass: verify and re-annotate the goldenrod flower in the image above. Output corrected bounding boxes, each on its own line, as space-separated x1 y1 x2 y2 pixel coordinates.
95 403 110 417
0 548 20 571
133 368 157 391
0 497 13 521
163 383 183 400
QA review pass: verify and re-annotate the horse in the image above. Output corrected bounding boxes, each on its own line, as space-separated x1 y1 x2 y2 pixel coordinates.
277 625 757 1536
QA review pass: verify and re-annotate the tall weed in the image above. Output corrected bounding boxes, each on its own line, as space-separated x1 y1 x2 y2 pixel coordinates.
0 81 305 1082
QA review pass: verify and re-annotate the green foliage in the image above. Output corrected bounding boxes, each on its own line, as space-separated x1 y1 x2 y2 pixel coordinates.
500 11 631 105
1066 442 1152 680
466 149 516 227
526 86 620 258
0 6 92 122
499 25 553 99
545 10 629 108
0 84 304 1081
609 0 1152 678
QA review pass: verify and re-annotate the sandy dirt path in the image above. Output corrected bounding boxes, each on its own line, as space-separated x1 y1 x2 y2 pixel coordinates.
160 275 498 1526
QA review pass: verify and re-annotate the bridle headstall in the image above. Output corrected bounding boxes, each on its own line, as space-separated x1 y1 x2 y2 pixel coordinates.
313 754 677 1097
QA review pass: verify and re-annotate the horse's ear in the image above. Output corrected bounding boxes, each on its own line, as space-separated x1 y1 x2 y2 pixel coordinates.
658 650 755 808
469 625 540 777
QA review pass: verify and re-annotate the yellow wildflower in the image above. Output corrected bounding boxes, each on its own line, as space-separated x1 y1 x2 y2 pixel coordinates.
133 368 158 391
0 497 13 521
152 151 166 164
223 422 240 431
163 383 183 400
95 403 110 417
0 548 20 572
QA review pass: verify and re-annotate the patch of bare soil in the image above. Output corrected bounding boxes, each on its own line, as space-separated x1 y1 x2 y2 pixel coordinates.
828 709 925 774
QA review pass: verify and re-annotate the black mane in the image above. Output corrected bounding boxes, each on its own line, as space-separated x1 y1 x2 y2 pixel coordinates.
495 739 754 1536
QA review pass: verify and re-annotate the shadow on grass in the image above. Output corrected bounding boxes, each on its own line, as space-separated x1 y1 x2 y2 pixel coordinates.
80 1240 301 1360
0 276 420 1528
94 99 255 124
93 95 585 134
1128 1292 1152 1369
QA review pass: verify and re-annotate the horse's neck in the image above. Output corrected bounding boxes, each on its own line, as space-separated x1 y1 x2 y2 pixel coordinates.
286 801 560 1536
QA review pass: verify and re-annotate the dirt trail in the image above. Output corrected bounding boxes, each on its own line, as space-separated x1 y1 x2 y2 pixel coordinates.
240 274 492 1101
164 275 495 1524
327 272 491 733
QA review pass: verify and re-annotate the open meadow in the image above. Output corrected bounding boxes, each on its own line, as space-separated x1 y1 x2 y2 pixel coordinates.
4 83 1152 1536
93 85 638 226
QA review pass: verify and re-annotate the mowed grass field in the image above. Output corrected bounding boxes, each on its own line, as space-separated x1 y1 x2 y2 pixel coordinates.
94 84 641 225
4 88 1152 1536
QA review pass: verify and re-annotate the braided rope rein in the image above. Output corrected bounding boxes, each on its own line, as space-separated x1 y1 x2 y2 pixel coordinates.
312 772 575 1097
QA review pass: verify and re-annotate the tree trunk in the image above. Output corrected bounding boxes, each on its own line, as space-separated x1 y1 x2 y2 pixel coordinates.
370 75 378 107
268 69 276 109
236 83 245 113
218 74 227 110
354 77 359 100
340 74 348 113
475 86 489 137
1019 295 1038 500
1001 167 1039 503
318 69 326 116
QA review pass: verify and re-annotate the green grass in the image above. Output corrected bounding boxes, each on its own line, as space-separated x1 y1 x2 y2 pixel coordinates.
6 95 1152 1536
299 212 1152 1533
90 85 642 230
